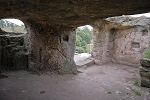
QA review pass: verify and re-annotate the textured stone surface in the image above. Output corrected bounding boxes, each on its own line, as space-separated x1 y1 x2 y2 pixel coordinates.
92 16 150 66
111 26 150 66
0 29 29 70
0 1 150 28
140 58 150 68
140 64 150 88
92 21 111 65
141 77 150 88
29 24 76 73
140 59 150 88
0 1 150 73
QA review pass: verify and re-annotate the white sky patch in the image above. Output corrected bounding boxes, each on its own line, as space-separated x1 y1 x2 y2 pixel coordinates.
78 25 93 31
130 12 150 17
3 19 24 26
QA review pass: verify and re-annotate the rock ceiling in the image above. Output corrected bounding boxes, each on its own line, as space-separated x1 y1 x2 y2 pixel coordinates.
0 0 150 28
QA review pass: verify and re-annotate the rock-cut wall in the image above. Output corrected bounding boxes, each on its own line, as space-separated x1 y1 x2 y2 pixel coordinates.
27 22 77 73
0 21 77 74
0 29 29 70
92 16 150 67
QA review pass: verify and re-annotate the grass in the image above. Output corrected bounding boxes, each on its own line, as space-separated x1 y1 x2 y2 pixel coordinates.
143 47 150 59
133 90 141 96
107 91 112 94
131 89 141 96
131 80 142 97
134 80 140 87
134 91 141 96
72 72 78 75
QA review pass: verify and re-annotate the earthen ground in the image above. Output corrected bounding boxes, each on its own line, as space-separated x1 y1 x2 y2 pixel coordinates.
0 63 150 100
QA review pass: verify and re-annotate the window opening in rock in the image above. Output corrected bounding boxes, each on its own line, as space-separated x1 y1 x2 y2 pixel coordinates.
0 19 27 34
0 19 30 71
74 25 93 67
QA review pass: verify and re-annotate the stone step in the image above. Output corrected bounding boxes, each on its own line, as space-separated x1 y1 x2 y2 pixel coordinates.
76 57 94 67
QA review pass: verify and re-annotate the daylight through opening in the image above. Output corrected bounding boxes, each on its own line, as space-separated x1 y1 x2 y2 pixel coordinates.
0 19 30 71
74 25 93 67
0 19 26 34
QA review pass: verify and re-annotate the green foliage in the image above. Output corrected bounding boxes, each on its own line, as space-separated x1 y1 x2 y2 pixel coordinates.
0 20 5 28
107 91 112 94
72 72 78 75
0 19 26 33
76 46 85 53
75 26 92 53
131 89 141 96
134 80 140 87
76 35 82 47
83 33 91 44
133 91 141 96
81 40 87 47
143 47 150 59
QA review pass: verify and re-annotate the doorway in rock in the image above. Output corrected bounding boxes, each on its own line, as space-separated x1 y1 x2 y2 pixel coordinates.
0 19 30 71
74 25 94 68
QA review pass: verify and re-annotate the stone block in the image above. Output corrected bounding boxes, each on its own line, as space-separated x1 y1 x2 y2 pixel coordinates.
141 77 150 88
140 58 150 68
140 58 150 88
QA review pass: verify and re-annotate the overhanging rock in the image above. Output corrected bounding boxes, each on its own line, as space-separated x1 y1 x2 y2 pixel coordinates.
92 16 150 66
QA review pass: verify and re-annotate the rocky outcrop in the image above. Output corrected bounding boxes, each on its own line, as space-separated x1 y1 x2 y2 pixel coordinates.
0 1 150 28
140 58 150 88
0 29 29 70
28 23 77 73
92 16 150 66
92 20 111 65
0 1 150 73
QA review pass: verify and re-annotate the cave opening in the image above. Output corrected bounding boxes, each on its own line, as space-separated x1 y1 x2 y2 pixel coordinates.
74 25 93 67
0 19 30 71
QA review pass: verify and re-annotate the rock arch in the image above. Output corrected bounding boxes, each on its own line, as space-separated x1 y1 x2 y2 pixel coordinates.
0 0 150 73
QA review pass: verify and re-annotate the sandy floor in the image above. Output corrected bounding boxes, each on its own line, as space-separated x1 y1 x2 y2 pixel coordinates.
0 63 150 100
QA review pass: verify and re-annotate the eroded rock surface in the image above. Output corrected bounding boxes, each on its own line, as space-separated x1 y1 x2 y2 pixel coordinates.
92 16 150 66
140 58 150 88
29 24 76 73
0 1 150 73
0 29 29 70
0 0 150 28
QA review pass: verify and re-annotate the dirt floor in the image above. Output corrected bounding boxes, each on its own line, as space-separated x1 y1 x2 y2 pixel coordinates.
0 63 150 100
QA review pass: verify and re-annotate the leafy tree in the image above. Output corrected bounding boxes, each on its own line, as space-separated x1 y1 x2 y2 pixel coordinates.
81 40 87 47
76 35 82 47
83 33 91 44
76 27 92 44
143 47 150 59
76 46 85 53
0 20 5 28
75 26 92 53
76 37 81 47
